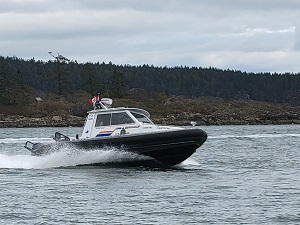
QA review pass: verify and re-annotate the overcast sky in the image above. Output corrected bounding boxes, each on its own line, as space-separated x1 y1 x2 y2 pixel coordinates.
1 0 299 73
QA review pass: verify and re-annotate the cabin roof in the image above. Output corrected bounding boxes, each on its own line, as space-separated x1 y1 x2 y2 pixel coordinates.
88 107 151 118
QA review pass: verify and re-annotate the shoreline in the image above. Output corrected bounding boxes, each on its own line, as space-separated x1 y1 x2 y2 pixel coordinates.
1 96 299 128
0 114 299 128
0 115 85 128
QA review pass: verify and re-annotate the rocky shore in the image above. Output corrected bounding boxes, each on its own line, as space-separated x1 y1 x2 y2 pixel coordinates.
153 112 300 126
0 111 299 128
0 114 85 128
1 97 299 128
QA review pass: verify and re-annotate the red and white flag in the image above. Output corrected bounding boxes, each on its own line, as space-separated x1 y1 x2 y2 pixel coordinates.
89 95 99 104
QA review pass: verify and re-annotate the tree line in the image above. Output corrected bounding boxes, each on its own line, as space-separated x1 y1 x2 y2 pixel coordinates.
0 56 300 106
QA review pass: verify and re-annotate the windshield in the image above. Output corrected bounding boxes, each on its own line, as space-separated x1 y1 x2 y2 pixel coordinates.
95 112 135 127
131 112 153 124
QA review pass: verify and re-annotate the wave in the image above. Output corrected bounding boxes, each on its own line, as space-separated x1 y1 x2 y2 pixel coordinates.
180 158 200 166
0 148 151 169
209 133 300 140
0 137 53 144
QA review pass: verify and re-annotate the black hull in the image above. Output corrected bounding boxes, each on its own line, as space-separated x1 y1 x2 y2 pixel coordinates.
31 128 207 166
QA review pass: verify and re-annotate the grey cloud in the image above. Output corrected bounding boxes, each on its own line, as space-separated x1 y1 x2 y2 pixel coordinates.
3 0 300 14
0 0 299 72
294 23 300 51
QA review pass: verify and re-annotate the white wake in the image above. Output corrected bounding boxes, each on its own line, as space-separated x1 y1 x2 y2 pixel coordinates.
0 148 150 169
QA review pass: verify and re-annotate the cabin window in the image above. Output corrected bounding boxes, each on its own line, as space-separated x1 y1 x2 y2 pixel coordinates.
131 112 152 124
95 114 111 127
111 112 135 125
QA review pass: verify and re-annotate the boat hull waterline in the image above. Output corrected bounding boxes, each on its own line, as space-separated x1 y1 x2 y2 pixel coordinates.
28 129 207 166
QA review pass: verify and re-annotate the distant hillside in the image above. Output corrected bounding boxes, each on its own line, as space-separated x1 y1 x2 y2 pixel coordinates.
0 92 299 127
1 56 300 108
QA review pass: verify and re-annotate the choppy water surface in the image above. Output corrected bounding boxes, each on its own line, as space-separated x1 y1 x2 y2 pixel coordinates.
0 125 300 224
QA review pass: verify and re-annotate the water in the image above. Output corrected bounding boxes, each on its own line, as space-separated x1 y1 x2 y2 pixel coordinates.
0 125 300 224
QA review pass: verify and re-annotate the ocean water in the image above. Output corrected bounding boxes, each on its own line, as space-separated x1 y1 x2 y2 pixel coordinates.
0 125 300 225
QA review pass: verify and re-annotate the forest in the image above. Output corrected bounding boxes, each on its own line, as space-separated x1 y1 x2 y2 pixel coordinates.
1 55 300 107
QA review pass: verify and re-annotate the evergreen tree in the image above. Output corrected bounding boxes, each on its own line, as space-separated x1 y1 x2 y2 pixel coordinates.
110 70 128 98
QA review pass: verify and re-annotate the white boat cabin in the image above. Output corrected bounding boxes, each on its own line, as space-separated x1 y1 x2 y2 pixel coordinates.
81 98 179 139
81 108 159 139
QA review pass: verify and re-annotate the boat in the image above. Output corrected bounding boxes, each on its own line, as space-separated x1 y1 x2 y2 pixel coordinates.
25 96 207 166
